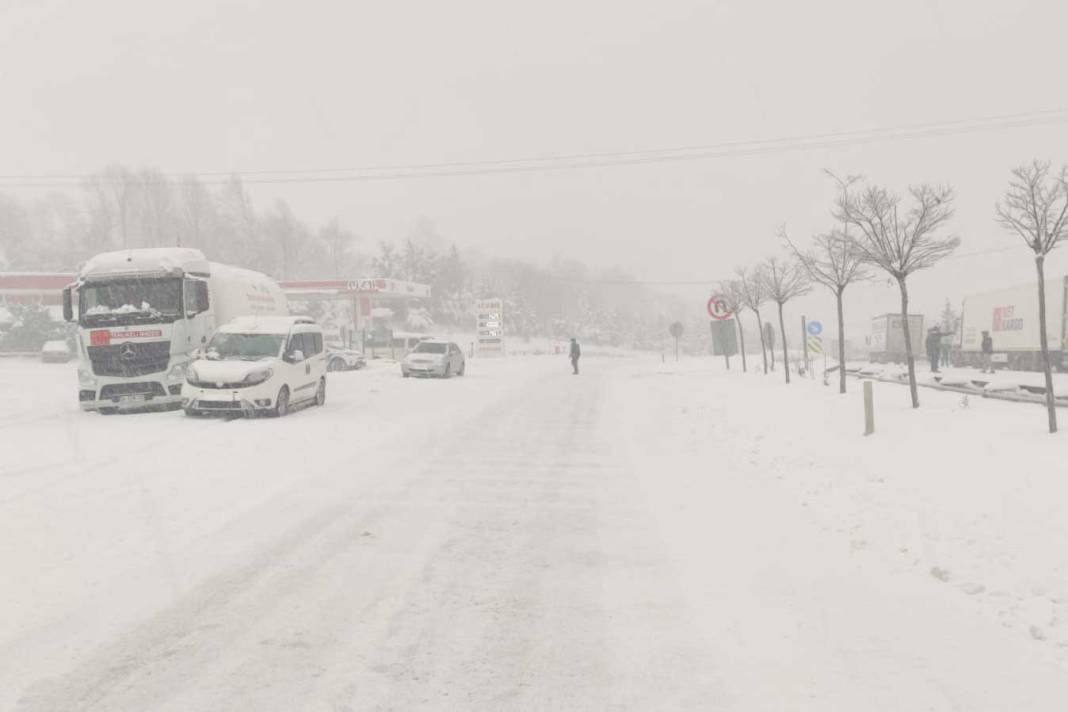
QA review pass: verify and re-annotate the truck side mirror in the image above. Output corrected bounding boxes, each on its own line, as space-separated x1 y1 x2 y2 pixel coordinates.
62 287 74 322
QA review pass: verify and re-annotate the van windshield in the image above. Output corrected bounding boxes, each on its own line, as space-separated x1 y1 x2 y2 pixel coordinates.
205 333 284 361
413 342 447 354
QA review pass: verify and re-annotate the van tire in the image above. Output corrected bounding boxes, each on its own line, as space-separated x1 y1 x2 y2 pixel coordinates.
458 362 465 376
315 378 326 406
443 364 451 379
272 386 290 417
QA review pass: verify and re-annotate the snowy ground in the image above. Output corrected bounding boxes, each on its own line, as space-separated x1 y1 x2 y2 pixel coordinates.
2 355 1067 710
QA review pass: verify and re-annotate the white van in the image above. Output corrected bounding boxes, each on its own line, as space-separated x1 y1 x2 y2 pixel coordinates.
182 316 327 417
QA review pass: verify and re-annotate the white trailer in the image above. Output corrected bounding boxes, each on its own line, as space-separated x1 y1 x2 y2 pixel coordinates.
868 313 925 363
63 248 287 412
958 276 1068 371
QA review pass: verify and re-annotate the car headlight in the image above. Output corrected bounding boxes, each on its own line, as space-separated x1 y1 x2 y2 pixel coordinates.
242 368 273 386
167 362 188 380
78 368 96 386
186 365 202 386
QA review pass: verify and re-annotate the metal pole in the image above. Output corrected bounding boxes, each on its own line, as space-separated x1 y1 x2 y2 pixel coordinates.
863 380 875 435
802 315 809 376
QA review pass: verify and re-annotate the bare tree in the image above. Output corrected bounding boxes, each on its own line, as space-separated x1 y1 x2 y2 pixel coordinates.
782 227 869 394
736 265 769 374
717 279 747 372
759 254 810 383
995 160 1068 433
837 182 958 408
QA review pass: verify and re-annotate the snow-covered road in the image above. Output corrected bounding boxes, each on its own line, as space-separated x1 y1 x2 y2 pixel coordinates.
2 355 1067 710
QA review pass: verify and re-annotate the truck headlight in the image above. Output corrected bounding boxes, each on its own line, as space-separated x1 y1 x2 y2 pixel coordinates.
167 362 188 380
242 368 273 386
78 368 96 386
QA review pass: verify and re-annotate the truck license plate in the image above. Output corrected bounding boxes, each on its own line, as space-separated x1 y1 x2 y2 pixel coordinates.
119 394 146 403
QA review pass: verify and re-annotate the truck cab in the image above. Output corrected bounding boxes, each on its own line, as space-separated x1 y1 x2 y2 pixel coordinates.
64 248 286 413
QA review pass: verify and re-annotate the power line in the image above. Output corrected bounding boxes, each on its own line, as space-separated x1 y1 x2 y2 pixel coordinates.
2 108 1067 188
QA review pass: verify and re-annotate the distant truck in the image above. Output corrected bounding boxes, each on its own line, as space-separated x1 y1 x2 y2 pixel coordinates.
63 248 288 412
868 313 925 363
959 277 1068 371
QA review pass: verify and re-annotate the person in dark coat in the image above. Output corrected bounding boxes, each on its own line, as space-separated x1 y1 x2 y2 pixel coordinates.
980 331 994 373
925 327 942 372
569 337 581 375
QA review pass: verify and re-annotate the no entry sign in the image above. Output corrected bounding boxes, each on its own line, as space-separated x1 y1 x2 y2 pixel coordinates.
707 296 733 320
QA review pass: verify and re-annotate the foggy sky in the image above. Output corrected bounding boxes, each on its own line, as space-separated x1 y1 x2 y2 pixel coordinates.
4 0 1068 339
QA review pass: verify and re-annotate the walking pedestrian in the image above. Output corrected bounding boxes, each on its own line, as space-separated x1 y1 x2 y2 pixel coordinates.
980 330 994 373
569 337 581 375
926 326 942 373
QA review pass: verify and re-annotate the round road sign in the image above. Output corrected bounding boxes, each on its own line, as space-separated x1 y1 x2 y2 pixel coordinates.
807 320 823 336
707 296 733 320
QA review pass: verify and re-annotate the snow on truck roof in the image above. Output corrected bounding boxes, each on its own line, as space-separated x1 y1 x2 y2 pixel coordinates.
80 248 210 279
218 315 317 334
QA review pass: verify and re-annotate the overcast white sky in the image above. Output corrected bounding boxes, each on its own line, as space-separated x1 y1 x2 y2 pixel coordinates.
4 0 1068 337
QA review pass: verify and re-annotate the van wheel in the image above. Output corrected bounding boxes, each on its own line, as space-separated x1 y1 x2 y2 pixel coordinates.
272 386 290 417
458 362 465 376
443 364 451 379
315 378 326 406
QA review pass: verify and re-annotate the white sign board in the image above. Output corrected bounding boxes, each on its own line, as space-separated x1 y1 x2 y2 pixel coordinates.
476 298 505 356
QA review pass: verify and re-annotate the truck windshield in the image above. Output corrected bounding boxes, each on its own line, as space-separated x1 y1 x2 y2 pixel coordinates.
79 278 182 325
205 333 284 361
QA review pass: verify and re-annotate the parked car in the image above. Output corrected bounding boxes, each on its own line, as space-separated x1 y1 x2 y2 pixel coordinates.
401 339 465 378
182 316 327 417
41 339 73 363
327 347 367 372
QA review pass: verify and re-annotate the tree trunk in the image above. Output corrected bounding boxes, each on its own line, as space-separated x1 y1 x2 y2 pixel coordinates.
754 308 768 374
836 288 847 394
1035 255 1058 433
777 301 790 384
736 314 747 372
898 276 920 408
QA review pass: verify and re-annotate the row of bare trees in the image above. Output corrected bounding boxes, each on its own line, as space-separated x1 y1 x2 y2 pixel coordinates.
723 172 958 401
719 161 1068 434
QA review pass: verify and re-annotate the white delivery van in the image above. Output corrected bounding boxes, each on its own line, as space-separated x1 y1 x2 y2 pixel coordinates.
63 248 287 412
182 316 327 417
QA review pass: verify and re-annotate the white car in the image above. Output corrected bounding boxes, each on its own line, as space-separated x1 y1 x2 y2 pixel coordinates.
182 316 327 417
401 339 466 378
327 347 367 372
41 339 73 363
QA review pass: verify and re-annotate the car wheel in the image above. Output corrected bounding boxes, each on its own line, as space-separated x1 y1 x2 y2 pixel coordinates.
183 407 201 417
272 386 290 417
402 369 410 378
315 378 326 406
328 357 346 372
458 361 465 376
443 363 451 379
99 407 118 416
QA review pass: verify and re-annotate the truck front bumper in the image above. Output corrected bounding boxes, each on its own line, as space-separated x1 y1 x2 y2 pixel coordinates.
79 379 184 412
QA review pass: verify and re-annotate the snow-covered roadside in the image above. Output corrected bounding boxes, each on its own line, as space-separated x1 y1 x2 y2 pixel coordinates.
0 356 559 710
611 359 1068 710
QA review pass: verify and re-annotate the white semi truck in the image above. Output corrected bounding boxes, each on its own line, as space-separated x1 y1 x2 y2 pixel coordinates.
63 248 287 412
959 276 1068 371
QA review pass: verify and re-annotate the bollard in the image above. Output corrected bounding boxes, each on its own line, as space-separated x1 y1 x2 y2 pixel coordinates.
863 380 875 436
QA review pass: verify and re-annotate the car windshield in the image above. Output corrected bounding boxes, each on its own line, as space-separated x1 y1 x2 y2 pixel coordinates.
205 333 284 361
413 342 446 354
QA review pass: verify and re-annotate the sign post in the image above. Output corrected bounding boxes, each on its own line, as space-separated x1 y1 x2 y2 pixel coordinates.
475 298 505 357
669 321 684 361
708 296 735 370
805 319 823 379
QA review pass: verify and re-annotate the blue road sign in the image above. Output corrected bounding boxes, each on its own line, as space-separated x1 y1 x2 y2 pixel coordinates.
807 320 823 336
